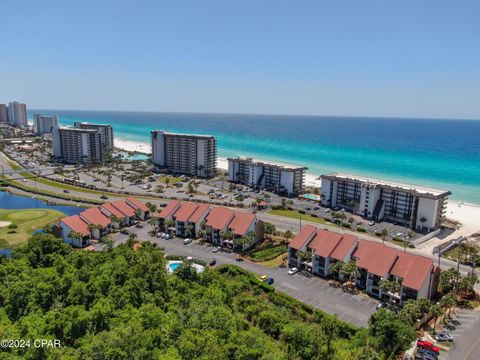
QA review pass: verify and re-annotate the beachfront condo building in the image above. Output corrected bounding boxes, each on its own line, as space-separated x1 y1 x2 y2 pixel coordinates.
0 104 7 123
320 173 451 231
7 101 27 127
151 130 217 178
52 126 104 164
33 114 59 135
228 157 307 196
74 122 114 153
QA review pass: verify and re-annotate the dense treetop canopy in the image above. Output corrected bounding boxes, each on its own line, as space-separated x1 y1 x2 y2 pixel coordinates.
0 235 414 359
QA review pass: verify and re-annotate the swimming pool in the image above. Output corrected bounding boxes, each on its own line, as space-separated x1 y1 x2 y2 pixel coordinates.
301 193 321 201
167 260 204 274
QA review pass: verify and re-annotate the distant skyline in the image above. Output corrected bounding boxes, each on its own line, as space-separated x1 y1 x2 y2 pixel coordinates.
1 0 479 119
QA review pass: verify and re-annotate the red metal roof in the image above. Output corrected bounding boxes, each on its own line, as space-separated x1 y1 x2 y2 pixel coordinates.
308 230 343 257
229 212 256 236
126 196 149 212
353 240 384 270
396 254 433 291
111 199 136 217
289 224 317 250
330 234 358 261
159 200 180 219
189 203 210 223
206 207 235 230
101 203 126 219
174 202 199 222
367 246 398 277
390 252 417 279
60 215 90 236
80 207 111 228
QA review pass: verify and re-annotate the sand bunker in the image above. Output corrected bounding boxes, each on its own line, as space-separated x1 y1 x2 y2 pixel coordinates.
0 221 12 228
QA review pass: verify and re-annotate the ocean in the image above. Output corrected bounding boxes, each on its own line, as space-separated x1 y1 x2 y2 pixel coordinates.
29 110 480 204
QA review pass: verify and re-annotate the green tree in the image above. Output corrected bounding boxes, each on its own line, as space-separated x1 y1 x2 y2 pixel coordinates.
263 222 276 238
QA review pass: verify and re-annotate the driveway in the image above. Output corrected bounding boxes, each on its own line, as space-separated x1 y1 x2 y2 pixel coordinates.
102 226 378 327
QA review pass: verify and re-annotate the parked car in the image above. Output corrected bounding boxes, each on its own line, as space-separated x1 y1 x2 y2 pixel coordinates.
376 302 387 310
135 223 144 228
212 246 221 253
209 259 217 266
314 207 320 210
63 189 70 193
416 348 439 360
288 267 299 275
259 275 268 281
120 229 129 235
417 340 440 354
156 232 162 238
434 332 453 342
264 277 274 285
368 221 376 226
324 208 331 213
165 233 173 239
183 238 192 245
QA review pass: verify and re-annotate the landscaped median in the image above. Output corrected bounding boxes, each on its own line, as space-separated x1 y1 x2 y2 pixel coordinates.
268 208 328 225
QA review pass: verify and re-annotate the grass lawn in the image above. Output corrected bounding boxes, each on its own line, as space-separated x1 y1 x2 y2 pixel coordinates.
0 208 65 246
6 160 126 197
257 254 286 268
157 176 184 184
250 244 287 261
268 209 327 225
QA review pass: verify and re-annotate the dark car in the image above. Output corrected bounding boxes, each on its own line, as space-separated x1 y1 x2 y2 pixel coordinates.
264 277 274 285
135 223 144 228
63 189 70 193
209 259 217 266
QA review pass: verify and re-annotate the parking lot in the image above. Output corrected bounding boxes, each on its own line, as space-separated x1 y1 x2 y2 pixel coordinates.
441 309 480 360
100 224 378 327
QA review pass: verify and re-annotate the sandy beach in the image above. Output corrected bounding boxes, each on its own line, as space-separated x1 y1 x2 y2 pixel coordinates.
113 137 480 234
114 137 323 188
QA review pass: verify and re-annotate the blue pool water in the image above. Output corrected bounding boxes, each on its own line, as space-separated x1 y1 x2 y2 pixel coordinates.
168 262 182 271
28 109 480 204
0 191 83 215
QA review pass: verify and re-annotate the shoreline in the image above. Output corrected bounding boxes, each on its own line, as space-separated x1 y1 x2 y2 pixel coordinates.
113 137 323 187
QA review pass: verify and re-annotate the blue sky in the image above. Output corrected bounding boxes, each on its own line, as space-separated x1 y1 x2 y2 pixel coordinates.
1 0 479 119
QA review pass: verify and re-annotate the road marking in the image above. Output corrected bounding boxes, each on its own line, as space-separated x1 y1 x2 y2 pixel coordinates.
463 331 480 360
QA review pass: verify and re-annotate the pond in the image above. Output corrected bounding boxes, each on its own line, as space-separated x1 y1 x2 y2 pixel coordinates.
0 191 84 216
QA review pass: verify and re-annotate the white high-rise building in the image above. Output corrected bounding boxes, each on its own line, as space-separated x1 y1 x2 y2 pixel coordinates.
320 173 451 231
228 157 307 196
0 104 7 123
7 102 27 127
33 114 58 135
52 126 103 164
151 130 217 178
74 122 114 152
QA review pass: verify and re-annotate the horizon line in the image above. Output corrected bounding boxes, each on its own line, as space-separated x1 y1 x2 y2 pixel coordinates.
25 107 480 122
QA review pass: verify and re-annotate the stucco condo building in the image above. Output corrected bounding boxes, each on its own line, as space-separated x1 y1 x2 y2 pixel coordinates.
74 122 114 153
320 173 451 231
228 157 307 196
33 114 59 135
7 101 27 127
52 126 104 164
151 130 217 178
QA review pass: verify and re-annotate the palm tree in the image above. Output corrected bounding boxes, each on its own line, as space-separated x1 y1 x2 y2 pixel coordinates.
430 304 443 333
134 208 143 219
69 231 84 245
164 219 175 233
342 260 358 283
329 261 344 281
87 223 101 238
439 293 456 317
379 279 401 305
109 214 121 227
148 217 158 233
380 228 388 243
419 217 427 230
185 224 195 238
283 230 293 245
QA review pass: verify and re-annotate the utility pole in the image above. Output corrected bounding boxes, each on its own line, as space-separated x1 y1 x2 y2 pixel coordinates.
299 213 302 230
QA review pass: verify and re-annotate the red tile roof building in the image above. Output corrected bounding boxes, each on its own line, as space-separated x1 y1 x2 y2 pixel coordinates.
288 225 438 304
111 199 136 217
80 207 111 228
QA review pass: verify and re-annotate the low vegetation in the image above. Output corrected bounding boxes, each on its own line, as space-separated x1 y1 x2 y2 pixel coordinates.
268 209 327 225
0 208 64 246
250 244 288 262
0 234 418 359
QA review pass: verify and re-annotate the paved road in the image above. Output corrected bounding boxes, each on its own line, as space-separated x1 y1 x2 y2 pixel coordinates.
103 227 378 327
441 309 480 360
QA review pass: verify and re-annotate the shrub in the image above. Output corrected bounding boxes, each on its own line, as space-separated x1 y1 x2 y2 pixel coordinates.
341 223 350 228
357 227 366 233
375 231 382 237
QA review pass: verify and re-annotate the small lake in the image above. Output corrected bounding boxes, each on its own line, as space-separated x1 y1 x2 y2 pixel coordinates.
0 191 84 216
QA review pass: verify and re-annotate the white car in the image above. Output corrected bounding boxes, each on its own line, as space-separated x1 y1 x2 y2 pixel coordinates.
156 232 162 238
183 238 192 245
369 221 376 226
324 208 331 213
288 267 299 275
212 246 221 253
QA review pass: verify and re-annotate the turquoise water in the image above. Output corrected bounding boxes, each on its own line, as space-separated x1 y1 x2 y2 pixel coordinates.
168 262 182 271
29 110 480 204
